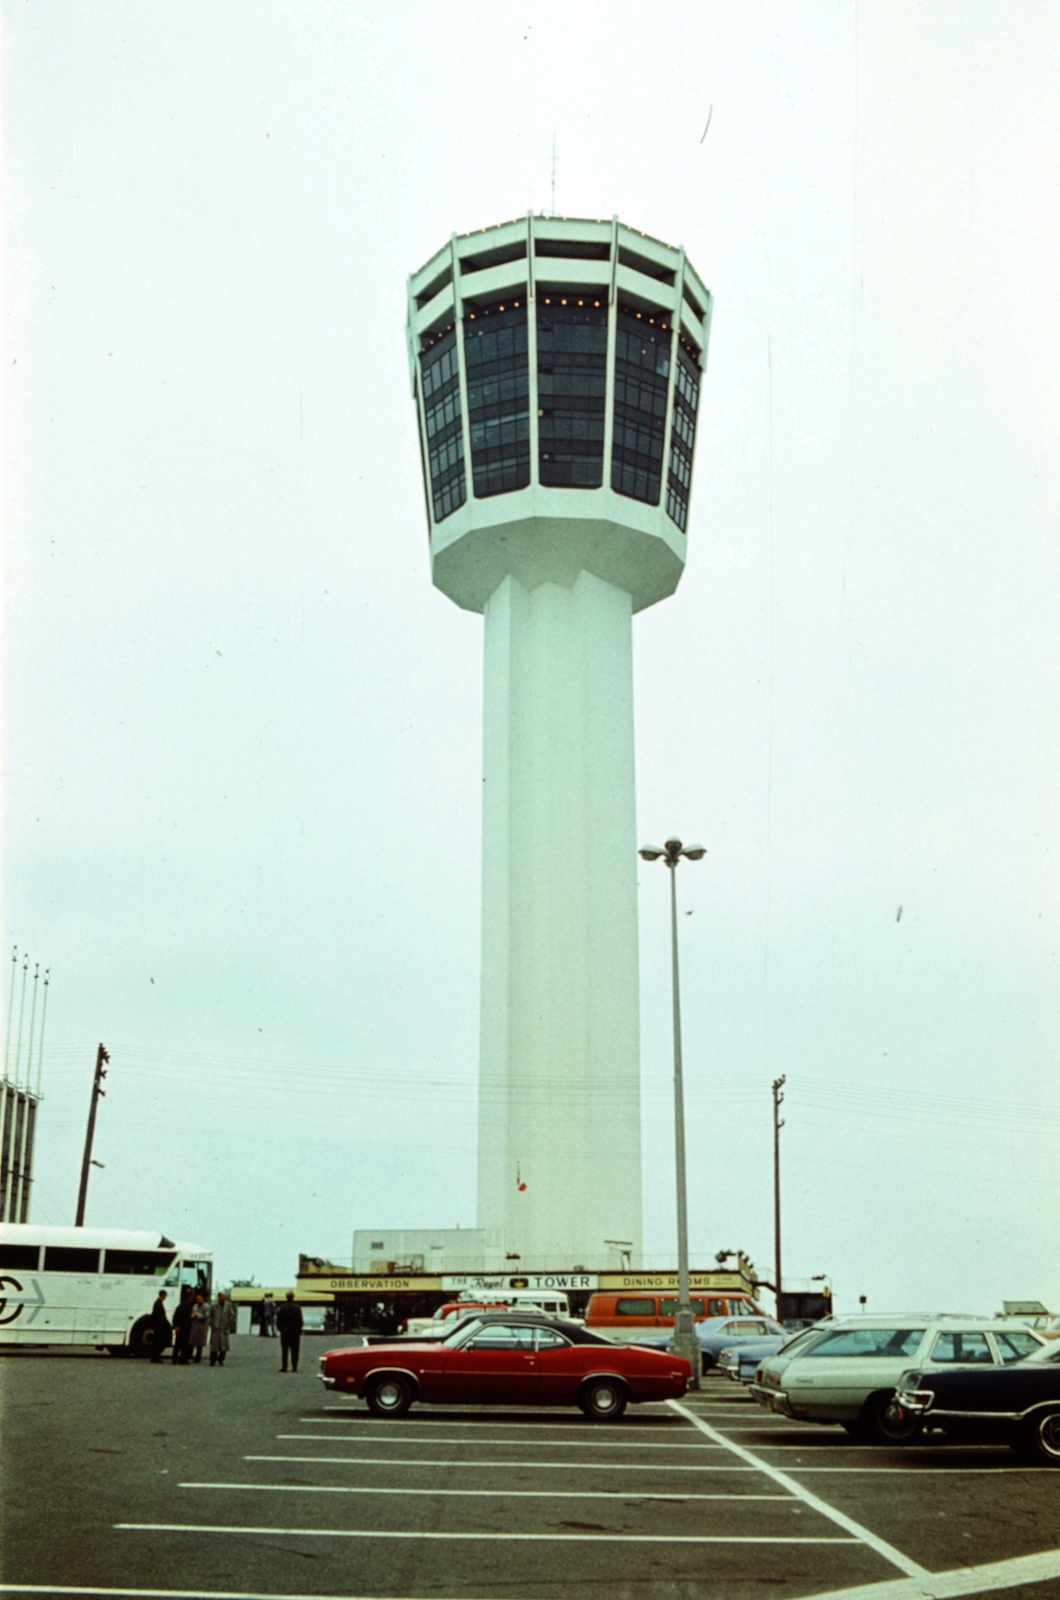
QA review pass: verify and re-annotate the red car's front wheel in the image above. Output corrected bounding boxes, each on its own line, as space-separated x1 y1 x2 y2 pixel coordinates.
365 1374 414 1418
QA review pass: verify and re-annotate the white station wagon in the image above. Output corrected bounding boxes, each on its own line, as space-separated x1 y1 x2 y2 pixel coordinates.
749 1315 1044 1442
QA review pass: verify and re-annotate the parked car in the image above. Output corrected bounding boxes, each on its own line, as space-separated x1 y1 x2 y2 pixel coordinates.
366 1310 549 1346
401 1302 510 1338
633 1314 786 1371
718 1330 794 1383
405 1291 571 1337
890 1337 1060 1463
318 1312 691 1421
750 1316 1045 1442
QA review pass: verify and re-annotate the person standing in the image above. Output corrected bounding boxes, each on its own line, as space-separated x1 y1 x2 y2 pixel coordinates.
149 1289 171 1364
276 1291 303 1373
172 1286 193 1365
261 1292 277 1337
208 1291 233 1366
188 1292 209 1364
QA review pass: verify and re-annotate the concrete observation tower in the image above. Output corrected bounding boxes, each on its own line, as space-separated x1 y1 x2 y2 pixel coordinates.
407 215 712 1271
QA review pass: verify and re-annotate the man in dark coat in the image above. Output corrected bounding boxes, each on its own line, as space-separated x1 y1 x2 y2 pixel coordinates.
276 1291 303 1373
171 1286 193 1365
149 1289 171 1364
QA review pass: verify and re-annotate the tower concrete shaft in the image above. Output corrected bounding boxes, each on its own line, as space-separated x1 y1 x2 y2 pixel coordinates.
406 214 712 1268
479 570 640 1265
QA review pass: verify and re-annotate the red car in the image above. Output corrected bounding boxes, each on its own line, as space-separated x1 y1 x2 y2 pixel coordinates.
318 1313 691 1421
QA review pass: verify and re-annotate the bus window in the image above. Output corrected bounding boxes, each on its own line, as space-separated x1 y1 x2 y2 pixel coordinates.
0 1244 40 1270
43 1246 100 1273
103 1249 176 1277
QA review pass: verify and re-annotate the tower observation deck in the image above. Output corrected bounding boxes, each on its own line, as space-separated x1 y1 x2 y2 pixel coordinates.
407 214 712 1270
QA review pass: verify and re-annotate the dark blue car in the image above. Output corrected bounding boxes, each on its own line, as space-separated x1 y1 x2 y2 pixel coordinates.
892 1339 1060 1463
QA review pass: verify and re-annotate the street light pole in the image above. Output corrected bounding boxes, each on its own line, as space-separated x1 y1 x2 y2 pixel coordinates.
640 836 705 1387
772 1074 786 1323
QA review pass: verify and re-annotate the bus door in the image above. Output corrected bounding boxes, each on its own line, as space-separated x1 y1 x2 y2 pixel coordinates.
179 1258 212 1299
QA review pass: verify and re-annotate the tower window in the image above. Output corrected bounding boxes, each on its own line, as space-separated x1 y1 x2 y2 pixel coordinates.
610 305 671 506
537 298 608 488
666 344 700 531
464 303 530 498
420 329 466 523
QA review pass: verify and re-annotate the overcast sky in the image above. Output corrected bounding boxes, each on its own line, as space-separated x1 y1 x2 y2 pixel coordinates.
3 1 1058 1311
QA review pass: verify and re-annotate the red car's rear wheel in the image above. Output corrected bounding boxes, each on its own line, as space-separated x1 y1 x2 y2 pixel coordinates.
579 1377 628 1422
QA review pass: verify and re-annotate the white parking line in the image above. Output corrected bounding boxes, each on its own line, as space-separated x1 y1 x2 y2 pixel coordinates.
668 1400 928 1579
117 1522 860 1545
247 1454 757 1471
775 1466 1056 1474
0 1588 522 1599
310 1414 685 1430
807 1544 1060 1599
182 1481 791 1501
277 1433 729 1449
249 1453 1052 1476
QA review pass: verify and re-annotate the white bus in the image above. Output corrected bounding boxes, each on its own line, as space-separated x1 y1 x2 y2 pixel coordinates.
0 1223 212 1357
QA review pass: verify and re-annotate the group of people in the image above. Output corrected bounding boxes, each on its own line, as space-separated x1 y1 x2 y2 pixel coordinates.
149 1285 233 1365
148 1285 304 1371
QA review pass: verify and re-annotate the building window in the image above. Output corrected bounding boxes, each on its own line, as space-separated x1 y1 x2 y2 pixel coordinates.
666 343 700 531
611 306 671 506
464 302 530 498
537 297 608 488
420 330 466 522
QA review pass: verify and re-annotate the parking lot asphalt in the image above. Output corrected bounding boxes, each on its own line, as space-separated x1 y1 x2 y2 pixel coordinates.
2 1336 1059 1600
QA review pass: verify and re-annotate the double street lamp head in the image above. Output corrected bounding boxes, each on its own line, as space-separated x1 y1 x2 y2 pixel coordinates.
639 839 707 867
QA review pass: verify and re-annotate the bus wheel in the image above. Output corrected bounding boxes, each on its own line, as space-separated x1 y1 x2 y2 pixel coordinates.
129 1317 155 1359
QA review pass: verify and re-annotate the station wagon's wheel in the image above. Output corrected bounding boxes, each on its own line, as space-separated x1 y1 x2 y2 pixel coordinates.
365 1373 414 1418
1025 1409 1060 1465
857 1391 921 1444
579 1378 628 1422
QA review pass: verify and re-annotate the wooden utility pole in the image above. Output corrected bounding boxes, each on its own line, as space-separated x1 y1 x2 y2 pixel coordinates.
75 1044 109 1226
772 1075 786 1320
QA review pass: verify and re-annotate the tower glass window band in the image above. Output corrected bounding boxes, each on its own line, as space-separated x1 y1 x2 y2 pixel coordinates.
611 306 672 506
666 342 700 531
420 328 466 522
537 296 608 488
464 301 530 497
